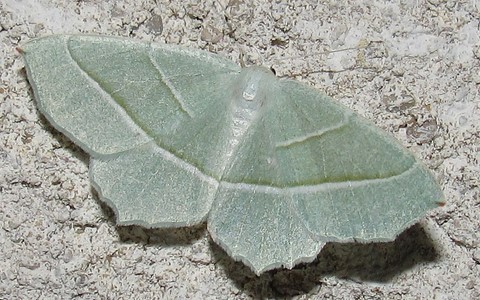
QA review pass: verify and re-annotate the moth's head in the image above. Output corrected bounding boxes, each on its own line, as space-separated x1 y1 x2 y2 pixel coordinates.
235 66 276 112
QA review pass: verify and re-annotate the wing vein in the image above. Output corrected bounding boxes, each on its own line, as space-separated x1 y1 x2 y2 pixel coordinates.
147 44 193 117
220 161 419 194
276 112 353 148
63 37 153 146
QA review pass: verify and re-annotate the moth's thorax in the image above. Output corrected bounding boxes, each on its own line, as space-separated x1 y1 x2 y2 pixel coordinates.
219 67 276 170
234 66 275 113
228 66 275 135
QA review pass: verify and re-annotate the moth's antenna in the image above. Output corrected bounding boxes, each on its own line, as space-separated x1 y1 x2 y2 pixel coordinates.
239 49 246 68
276 41 377 62
275 40 382 78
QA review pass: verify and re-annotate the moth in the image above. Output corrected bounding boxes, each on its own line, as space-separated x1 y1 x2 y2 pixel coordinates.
22 35 444 274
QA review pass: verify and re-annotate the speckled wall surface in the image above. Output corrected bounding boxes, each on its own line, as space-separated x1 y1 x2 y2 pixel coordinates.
1 1 479 299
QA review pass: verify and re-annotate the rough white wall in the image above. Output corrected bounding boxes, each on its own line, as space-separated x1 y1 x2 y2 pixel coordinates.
1 0 479 298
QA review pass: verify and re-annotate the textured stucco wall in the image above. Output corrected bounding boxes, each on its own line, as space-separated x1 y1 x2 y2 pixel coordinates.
1 0 479 298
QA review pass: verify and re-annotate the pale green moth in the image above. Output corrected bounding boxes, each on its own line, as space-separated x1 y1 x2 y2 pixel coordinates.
21 35 444 275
